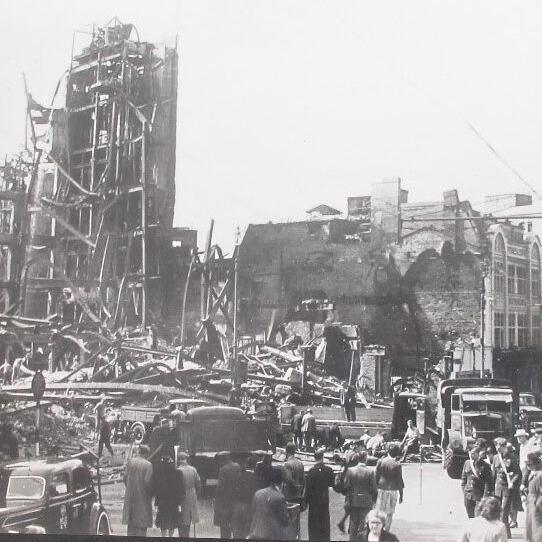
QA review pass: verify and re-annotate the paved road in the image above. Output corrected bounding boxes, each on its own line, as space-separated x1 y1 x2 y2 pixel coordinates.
103 462 528 541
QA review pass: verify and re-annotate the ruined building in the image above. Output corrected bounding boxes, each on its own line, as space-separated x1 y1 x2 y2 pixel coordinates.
239 178 542 394
23 21 179 329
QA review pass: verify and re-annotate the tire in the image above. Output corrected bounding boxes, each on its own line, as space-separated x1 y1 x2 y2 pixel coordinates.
130 422 146 444
96 510 111 536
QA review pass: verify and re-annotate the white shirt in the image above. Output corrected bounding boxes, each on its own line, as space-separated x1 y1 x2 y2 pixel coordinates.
460 516 507 542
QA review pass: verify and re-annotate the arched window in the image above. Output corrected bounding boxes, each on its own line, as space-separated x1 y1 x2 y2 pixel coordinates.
493 234 505 294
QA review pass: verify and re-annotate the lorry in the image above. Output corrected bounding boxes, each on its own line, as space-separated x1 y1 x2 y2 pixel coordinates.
170 406 273 484
120 398 210 443
438 378 517 479
519 392 542 429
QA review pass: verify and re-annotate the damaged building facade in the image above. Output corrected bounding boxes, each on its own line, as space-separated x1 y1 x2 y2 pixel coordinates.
239 178 542 395
21 21 180 329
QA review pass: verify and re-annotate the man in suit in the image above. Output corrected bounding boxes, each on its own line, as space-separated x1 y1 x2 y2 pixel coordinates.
344 450 378 541
248 467 289 540
282 442 305 503
304 449 335 541
122 445 154 537
340 381 357 422
214 451 242 539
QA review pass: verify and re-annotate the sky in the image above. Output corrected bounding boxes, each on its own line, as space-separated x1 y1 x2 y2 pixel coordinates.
1 0 542 250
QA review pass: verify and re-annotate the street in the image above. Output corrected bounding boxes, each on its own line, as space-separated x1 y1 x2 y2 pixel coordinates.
102 462 528 541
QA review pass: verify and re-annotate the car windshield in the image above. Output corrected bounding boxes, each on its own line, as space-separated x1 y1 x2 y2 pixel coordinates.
7 476 46 499
463 400 511 412
521 395 536 407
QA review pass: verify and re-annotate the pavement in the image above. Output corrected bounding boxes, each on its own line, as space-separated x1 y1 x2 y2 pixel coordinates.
103 462 528 541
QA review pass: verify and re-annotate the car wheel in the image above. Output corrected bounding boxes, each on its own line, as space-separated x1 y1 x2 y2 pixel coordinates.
131 422 146 444
96 511 110 536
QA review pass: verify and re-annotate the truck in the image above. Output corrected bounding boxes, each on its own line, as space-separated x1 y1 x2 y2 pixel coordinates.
170 406 273 484
519 392 542 429
120 398 210 443
438 378 517 479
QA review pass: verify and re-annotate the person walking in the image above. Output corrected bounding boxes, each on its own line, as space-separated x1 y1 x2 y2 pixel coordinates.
304 449 335 541
291 409 304 450
214 451 242 539
356 509 399 542
525 452 542 542
152 455 183 537
340 381 357 422
248 467 290 540
282 442 305 504
496 451 522 536
458 496 507 542
177 450 201 538
122 444 154 537
461 446 493 518
255 450 274 489
334 452 359 534
98 416 114 458
374 443 404 529
232 456 259 540
344 450 378 541
302 409 317 452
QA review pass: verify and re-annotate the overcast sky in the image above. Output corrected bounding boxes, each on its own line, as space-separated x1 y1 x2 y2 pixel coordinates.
1 1 542 250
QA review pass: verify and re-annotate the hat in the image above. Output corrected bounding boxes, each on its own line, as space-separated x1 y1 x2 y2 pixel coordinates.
494 437 507 447
515 429 530 438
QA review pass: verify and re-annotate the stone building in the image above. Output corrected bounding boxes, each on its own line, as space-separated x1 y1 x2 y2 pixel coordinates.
239 178 542 394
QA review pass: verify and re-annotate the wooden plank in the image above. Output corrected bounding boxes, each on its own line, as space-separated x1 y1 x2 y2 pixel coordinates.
3 381 186 395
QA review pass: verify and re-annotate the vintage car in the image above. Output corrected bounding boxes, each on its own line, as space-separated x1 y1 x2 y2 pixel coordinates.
0 456 110 535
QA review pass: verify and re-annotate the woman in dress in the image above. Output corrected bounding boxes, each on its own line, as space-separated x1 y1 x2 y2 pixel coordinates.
152 455 182 537
177 450 202 538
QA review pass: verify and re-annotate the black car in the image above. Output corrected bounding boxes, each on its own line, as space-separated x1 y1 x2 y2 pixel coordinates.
0 457 110 535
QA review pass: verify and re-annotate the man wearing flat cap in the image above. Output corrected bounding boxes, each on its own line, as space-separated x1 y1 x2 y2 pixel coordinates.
214 451 241 539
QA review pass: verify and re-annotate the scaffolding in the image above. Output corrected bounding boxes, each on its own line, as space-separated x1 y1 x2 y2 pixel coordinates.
24 19 178 329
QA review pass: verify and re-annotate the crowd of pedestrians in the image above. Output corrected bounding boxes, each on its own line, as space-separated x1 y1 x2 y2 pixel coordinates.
458 427 542 542
120 437 404 541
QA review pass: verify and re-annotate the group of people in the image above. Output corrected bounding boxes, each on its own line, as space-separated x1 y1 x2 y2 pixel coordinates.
459 426 542 541
122 445 201 537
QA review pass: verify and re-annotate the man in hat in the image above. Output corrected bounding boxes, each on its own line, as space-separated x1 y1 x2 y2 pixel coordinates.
302 409 317 452
282 442 305 503
122 444 153 536
340 381 357 422
214 451 242 539
177 450 201 537
248 467 289 541
304 448 335 541
461 446 493 518
254 450 274 490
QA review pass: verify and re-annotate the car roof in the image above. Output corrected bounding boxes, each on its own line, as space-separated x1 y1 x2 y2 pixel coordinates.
7 458 84 477
169 398 208 405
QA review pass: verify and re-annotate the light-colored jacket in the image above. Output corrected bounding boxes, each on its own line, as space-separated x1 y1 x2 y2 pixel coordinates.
178 463 201 525
122 456 153 528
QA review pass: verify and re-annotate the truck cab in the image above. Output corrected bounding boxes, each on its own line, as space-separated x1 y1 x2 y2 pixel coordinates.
438 378 516 478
